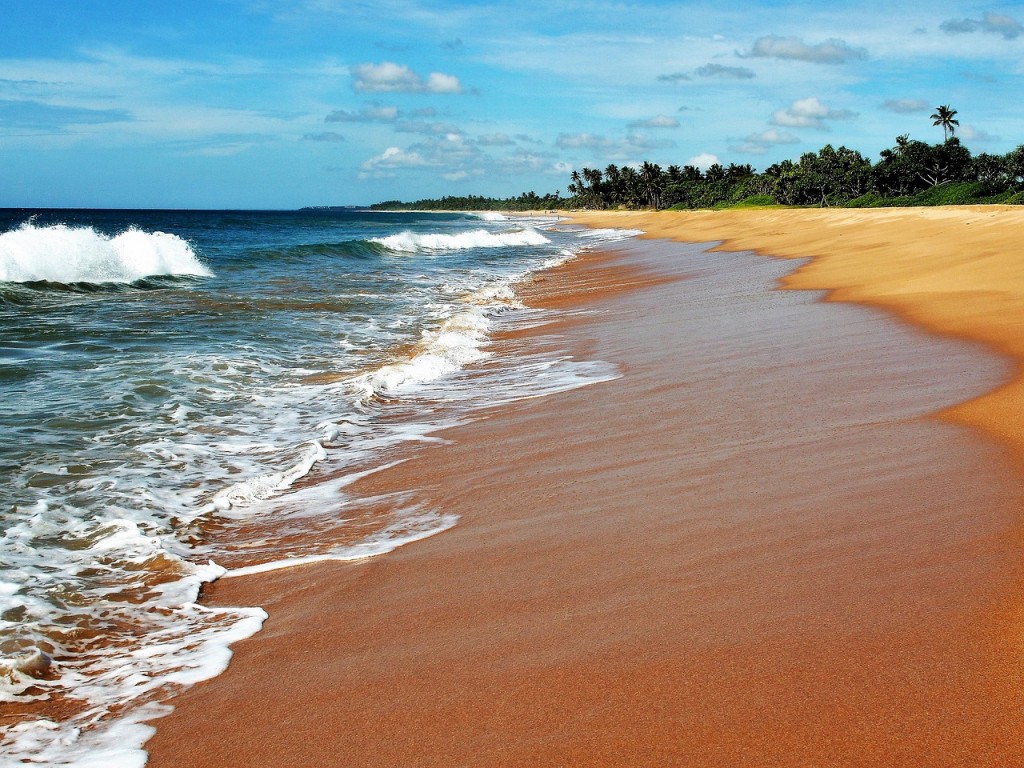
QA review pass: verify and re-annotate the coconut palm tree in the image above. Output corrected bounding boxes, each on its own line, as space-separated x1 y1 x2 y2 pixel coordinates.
639 161 663 209
931 105 960 141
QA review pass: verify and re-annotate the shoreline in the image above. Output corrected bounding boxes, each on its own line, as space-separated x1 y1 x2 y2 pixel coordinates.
567 206 1024 467
145 209 1024 765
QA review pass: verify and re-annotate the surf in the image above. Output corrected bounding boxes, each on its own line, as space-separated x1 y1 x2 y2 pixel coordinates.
370 227 550 253
0 223 212 284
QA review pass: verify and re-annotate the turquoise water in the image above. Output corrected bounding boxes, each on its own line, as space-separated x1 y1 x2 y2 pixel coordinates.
0 208 636 766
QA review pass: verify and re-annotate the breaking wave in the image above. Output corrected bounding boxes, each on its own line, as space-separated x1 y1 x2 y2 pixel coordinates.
370 227 550 253
0 223 212 284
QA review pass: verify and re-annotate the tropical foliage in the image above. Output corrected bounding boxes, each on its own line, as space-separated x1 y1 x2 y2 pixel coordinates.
560 137 1024 210
374 107 1024 211
930 105 960 141
370 191 562 212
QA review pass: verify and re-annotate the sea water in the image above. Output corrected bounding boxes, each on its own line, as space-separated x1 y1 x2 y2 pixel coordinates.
0 208 639 766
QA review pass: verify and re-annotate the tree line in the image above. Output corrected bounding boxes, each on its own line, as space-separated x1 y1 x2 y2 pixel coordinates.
370 190 563 212
565 137 1024 210
372 107 1024 211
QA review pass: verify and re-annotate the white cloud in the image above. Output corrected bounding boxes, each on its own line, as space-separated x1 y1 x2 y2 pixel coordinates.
351 61 464 93
687 152 719 170
556 132 611 150
959 125 999 143
743 36 867 64
629 115 680 129
556 131 673 161
359 133 484 179
359 145 431 177
424 72 463 93
731 128 800 154
771 97 856 129
325 103 400 122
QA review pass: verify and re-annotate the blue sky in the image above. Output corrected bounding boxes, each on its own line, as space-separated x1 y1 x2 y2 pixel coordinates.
1 0 1022 209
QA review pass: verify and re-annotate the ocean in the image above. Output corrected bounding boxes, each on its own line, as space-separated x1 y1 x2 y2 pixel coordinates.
0 208 638 766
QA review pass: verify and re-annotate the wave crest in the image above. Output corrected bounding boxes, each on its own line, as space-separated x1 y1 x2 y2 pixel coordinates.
0 223 212 284
370 227 550 253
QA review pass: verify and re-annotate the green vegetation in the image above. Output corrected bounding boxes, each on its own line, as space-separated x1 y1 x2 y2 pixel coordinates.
373 107 1024 212
370 191 562 212
561 138 1024 211
930 105 960 142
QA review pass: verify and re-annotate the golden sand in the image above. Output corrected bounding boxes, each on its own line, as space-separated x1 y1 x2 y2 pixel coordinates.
569 206 1024 463
144 210 1024 766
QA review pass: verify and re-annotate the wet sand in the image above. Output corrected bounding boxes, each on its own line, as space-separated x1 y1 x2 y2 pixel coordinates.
146 211 1024 766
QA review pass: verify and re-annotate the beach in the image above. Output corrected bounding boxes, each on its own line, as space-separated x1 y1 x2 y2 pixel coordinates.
145 207 1024 766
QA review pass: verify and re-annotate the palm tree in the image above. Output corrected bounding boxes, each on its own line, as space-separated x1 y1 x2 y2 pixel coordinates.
639 161 663 209
930 105 960 141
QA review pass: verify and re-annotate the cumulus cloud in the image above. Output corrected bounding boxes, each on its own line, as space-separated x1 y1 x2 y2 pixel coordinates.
359 134 483 179
695 63 756 80
742 35 867 64
496 151 564 177
556 132 612 150
555 131 673 161
360 145 431 175
771 97 856 129
325 103 400 122
687 152 719 170
941 12 1023 39
732 128 800 155
351 61 464 93
882 98 929 114
423 72 463 93
628 115 680 129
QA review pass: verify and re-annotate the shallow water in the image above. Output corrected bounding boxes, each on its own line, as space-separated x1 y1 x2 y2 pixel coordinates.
0 208 636 766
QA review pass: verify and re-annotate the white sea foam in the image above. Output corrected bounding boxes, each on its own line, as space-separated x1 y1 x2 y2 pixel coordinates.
225 506 459 578
371 227 550 253
350 278 520 401
0 525 265 768
0 216 642 766
473 212 507 221
0 223 211 283
204 441 328 515
572 227 646 245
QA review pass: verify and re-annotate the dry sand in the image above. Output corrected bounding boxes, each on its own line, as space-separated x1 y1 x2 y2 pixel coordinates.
145 207 1024 766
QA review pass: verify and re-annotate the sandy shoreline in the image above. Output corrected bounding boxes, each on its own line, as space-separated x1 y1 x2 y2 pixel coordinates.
568 206 1024 466
146 208 1024 766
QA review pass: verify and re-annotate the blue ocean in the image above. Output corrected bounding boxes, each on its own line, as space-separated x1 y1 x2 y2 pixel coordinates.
0 208 637 766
